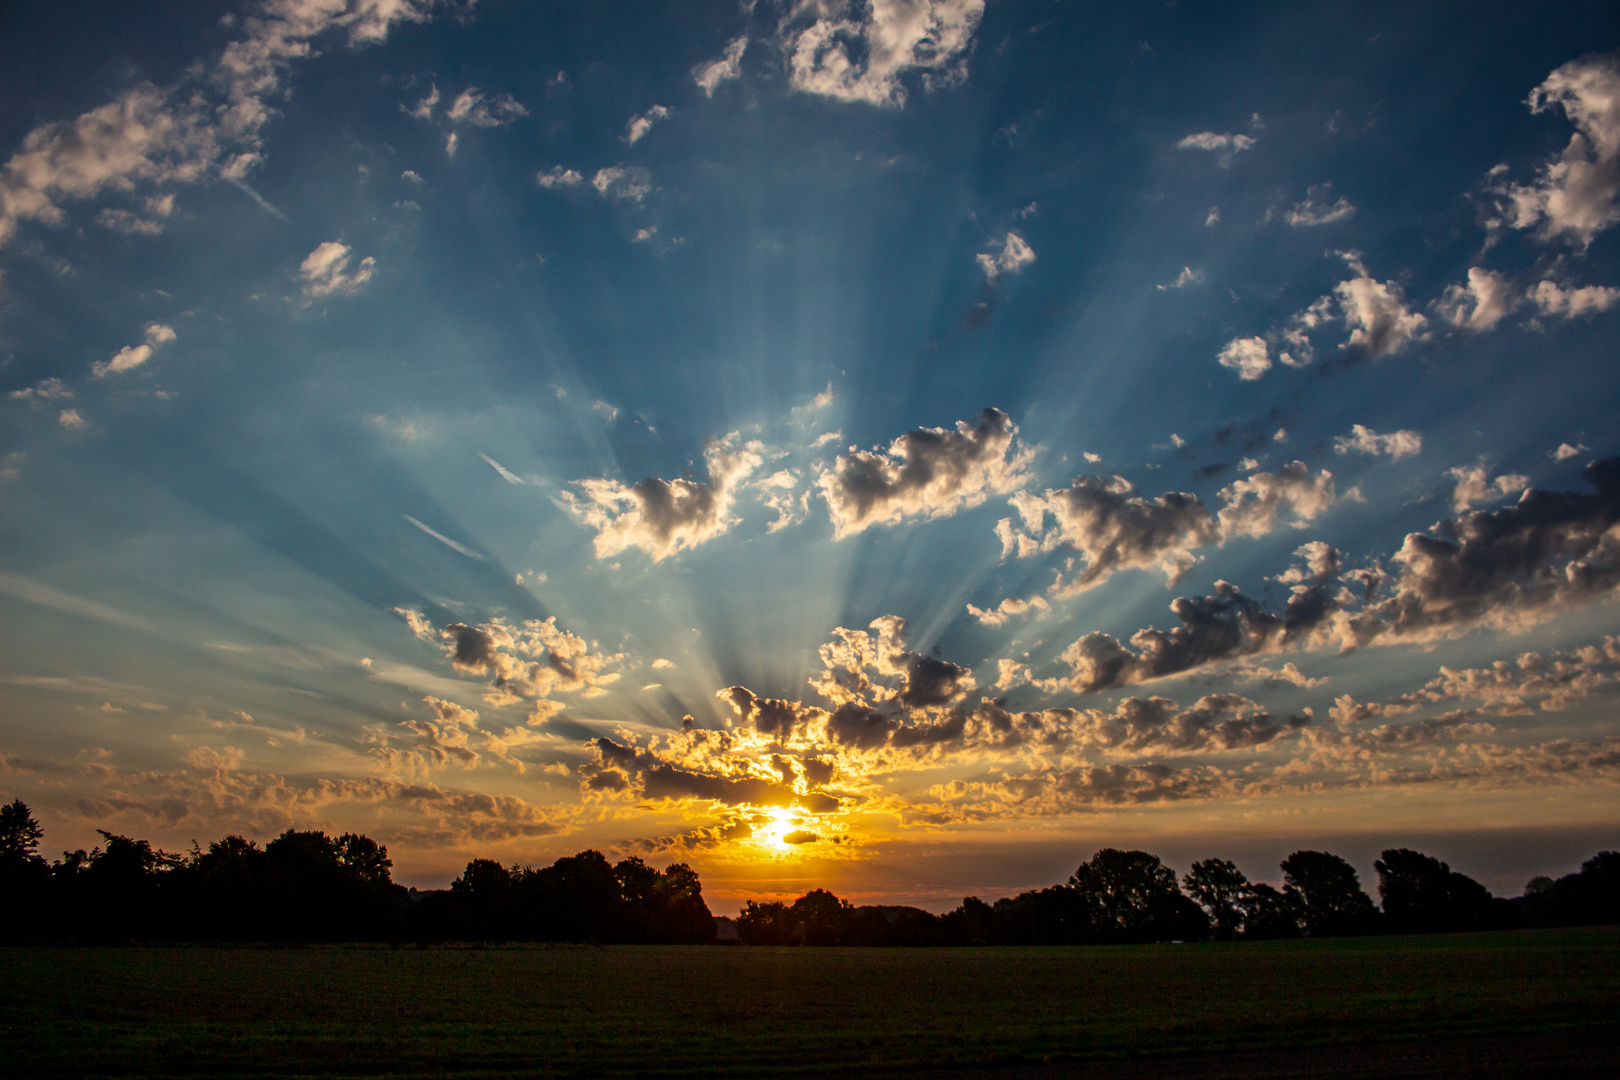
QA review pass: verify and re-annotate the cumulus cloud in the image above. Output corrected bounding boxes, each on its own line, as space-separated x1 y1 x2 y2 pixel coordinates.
396 608 622 718
409 84 528 156
625 105 671 145
997 463 1339 597
58 409 88 430
1448 462 1530 512
755 468 811 533
817 407 1032 538
1220 253 1427 378
1177 131 1254 166
781 0 985 108
1436 267 1520 331
1334 424 1422 460
9 378 73 403
1217 336 1272 381
694 35 748 96
299 240 375 299
966 595 1049 626
562 432 764 561
90 323 176 378
1285 184 1356 227
1554 442 1589 462
591 165 653 202
976 232 1035 281
1495 51 1620 248
0 0 438 248
1527 278 1620 319
1070 694 1309 755
536 165 583 188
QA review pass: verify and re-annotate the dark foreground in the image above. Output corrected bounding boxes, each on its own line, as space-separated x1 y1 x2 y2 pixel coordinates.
1 929 1615 1079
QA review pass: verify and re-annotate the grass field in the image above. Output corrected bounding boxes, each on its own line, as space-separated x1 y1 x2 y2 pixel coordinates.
1 929 1616 1078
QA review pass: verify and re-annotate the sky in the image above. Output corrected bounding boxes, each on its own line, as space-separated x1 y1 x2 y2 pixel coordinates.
2 0 1618 913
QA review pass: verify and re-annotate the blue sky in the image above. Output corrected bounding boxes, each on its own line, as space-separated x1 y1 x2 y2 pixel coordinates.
2 0 1618 909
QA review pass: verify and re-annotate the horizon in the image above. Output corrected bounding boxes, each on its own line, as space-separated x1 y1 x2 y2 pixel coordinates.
2 0 1618 920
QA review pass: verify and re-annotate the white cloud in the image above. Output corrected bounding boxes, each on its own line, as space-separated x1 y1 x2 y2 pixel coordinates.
1285 184 1356 227
1216 336 1270 381
1553 442 1589 462
625 105 671 145
1527 278 1620 319
0 0 436 248
536 165 583 188
781 0 985 108
1333 253 1428 358
58 409 88 430
966 595 1049 626
817 408 1032 539
976 231 1034 281
403 516 487 560
1497 51 1620 248
1448 463 1530 513
402 169 423 184
299 240 375 299
96 193 177 236
1157 266 1203 291
406 85 439 120
1333 424 1422 460
1177 131 1254 166
651 658 675 670
10 377 73 402
562 433 764 561
1436 267 1519 331
1205 206 1220 226
592 165 652 202
695 35 748 97
591 399 621 421
91 323 176 378
479 454 524 484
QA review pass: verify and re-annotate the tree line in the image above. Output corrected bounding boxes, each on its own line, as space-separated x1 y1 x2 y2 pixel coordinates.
0 800 1613 944
734 846 1620 946
0 800 714 943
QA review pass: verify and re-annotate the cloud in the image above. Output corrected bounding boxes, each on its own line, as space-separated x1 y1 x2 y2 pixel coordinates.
976 232 1035 281
397 608 622 716
781 0 985 108
1285 185 1356 227
96 193 177 236
1177 131 1254 166
591 165 653 202
410 84 528 156
299 240 375 299
10 377 73 402
1447 463 1530 512
695 35 748 97
0 0 437 248
625 105 670 145
58 409 88 430
755 468 810 533
1435 267 1519 332
1495 51 1620 248
1157 267 1203 291
1554 442 1589 462
562 432 764 561
817 408 1032 538
966 595 1049 626
91 323 176 378
1527 278 1620 319
1223 253 1427 378
998 463 1339 596
536 165 583 188
1069 694 1309 755
479 453 524 484
1334 424 1422 460
1217 336 1271 381
402 515 487 560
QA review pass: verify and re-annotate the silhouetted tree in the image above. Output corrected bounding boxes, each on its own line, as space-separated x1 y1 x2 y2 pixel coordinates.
1238 882 1303 939
1184 858 1249 940
1521 851 1620 927
791 889 853 945
1374 848 1495 933
1281 850 1377 937
1070 849 1209 942
0 800 49 941
736 899 793 945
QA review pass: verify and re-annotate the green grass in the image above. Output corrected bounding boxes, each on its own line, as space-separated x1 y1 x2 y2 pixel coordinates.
1 929 1615 1078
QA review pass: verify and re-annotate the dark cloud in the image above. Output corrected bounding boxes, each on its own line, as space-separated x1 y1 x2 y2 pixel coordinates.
445 623 496 673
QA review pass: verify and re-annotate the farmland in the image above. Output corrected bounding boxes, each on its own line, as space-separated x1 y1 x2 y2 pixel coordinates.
1 928 1616 1078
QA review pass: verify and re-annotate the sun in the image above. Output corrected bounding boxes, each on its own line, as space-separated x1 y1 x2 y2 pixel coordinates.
764 807 795 850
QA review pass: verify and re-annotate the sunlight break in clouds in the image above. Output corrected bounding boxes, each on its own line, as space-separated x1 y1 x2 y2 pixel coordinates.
782 0 986 108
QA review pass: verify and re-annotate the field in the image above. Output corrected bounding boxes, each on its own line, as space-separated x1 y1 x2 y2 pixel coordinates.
1 929 1616 1078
